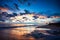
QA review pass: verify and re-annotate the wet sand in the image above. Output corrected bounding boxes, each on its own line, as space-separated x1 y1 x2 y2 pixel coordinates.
0 27 35 40
0 25 60 40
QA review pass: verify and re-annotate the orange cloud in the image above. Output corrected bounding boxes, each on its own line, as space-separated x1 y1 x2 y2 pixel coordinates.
0 7 8 12
51 16 60 18
39 15 47 19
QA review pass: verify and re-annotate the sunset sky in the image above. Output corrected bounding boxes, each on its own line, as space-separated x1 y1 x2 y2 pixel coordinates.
0 0 60 16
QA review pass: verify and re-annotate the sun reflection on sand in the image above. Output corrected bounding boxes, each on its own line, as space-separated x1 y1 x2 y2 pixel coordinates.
10 27 35 35
0 27 36 40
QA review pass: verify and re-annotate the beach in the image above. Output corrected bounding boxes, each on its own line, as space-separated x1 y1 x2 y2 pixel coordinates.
0 24 60 40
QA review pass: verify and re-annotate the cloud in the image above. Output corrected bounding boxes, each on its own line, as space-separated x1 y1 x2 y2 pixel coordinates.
0 0 20 11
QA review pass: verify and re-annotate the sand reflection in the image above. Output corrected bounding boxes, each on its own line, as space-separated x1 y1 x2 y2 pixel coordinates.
0 27 36 40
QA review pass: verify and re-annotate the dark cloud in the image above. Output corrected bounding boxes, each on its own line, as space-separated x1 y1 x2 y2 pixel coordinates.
0 0 20 11
14 3 19 10
53 13 60 16
0 0 32 11
0 0 60 16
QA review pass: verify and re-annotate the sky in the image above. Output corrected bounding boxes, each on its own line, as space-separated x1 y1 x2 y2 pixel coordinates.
0 0 60 16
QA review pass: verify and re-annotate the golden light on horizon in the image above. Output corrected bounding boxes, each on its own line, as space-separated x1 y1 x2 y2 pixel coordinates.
39 16 47 19
51 16 60 18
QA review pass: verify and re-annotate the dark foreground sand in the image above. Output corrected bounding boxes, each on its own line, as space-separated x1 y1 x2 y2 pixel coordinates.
0 23 60 40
